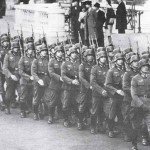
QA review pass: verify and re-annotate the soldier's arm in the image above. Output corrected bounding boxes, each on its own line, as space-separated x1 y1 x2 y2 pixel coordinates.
79 64 90 89
48 59 61 82
61 62 73 85
31 59 40 82
105 69 117 95
3 54 12 78
91 66 105 94
18 57 30 81
123 72 131 94
131 77 143 107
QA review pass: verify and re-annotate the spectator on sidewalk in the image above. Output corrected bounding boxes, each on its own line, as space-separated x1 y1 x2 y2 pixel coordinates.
116 0 127 33
0 0 6 19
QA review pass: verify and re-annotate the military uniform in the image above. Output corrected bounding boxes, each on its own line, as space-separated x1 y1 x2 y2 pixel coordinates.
130 68 150 148
3 49 21 112
18 54 34 117
122 67 138 141
90 63 109 132
44 56 63 123
78 61 94 126
105 55 125 134
31 53 50 119
61 58 80 125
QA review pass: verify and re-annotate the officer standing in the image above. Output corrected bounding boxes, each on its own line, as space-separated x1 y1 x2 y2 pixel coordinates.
90 51 109 134
130 59 150 150
3 41 21 114
122 55 139 142
44 46 64 124
18 43 35 118
105 53 125 138
31 44 50 120
61 47 80 127
78 49 95 130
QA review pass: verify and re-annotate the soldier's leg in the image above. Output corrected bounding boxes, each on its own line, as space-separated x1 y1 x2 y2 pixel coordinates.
107 98 119 137
78 92 87 129
47 89 58 124
26 85 34 113
61 90 71 127
32 83 45 120
20 84 28 118
130 108 144 149
56 90 63 119
90 96 100 134
5 78 16 114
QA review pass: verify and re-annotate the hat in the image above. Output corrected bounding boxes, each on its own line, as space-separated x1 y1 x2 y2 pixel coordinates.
24 37 34 44
122 48 132 56
68 47 78 55
1 35 9 43
54 46 63 54
113 48 121 55
113 53 123 62
96 51 106 60
26 43 34 51
141 51 149 55
94 2 100 8
97 47 105 53
106 45 113 53
126 52 136 61
84 49 94 57
40 44 48 52
11 42 20 49
141 53 149 60
130 55 139 64
138 59 149 71
35 40 42 47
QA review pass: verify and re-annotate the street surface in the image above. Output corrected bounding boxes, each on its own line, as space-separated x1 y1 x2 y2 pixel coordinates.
0 108 149 150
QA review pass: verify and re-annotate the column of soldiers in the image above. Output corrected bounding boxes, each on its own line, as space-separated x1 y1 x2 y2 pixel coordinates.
0 32 150 150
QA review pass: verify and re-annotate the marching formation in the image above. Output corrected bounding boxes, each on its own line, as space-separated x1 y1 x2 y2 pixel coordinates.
0 31 150 150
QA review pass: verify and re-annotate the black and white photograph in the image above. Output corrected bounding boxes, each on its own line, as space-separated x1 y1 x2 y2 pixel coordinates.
0 0 150 150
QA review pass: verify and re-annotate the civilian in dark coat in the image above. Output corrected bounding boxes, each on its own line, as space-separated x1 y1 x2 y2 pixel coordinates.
94 3 106 47
0 0 6 18
70 0 81 43
84 1 97 46
116 0 127 33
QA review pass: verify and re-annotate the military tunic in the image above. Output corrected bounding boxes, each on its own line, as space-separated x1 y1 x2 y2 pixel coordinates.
130 74 150 145
105 65 125 130
3 51 21 107
18 55 34 112
44 58 63 109
61 60 80 120
90 64 109 127
78 62 94 113
31 56 50 106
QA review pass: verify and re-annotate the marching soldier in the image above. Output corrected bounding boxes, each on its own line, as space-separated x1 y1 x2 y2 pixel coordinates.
44 46 64 124
122 55 139 142
90 51 109 134
31 44 50 120
78 49 95 130
18 42 35 118
0 34 10 64
3 41 21 114
130 59 150 150
61 47 80 127
105 53 125 138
